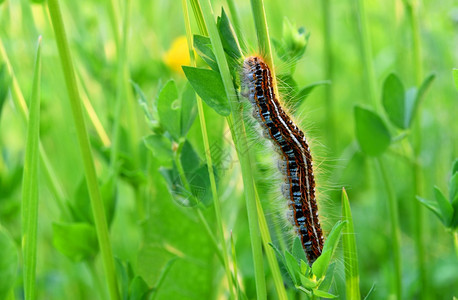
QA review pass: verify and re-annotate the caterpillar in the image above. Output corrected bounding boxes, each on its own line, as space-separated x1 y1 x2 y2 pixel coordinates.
241 55 324 264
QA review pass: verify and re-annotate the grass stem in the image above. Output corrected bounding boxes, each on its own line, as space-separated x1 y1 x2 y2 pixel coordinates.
47 0 120 298
198 0 267 298
375 157 402 299
182 0 235 297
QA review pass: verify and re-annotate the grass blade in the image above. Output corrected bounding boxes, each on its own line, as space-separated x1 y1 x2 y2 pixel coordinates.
21 36 42 300
46 1 120 299
341 188 361 300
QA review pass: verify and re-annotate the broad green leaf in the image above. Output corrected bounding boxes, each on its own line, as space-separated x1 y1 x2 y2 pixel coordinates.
434 186 453 226
292 80 330 108
382 73 406 129
453 68 458 90
341 188 361 300
269 242 286 268
193 35 218 71
181 140 201 174
284 250 300 284
313 288 337 298
354 106 391 156
157 80 181 140
143 134 173 167
406 73 435 127
417 196 444 224
322 220 345 255
181 83 197 137
217 8 242 59
182 66 230 116
0 226 18 299
312 249 331 278
292 236 308 265
52 222 98 261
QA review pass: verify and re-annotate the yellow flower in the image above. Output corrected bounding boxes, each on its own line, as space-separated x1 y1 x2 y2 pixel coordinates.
163 36 190 74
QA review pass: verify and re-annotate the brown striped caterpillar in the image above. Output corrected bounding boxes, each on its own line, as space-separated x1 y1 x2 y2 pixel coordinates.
241 56 324 264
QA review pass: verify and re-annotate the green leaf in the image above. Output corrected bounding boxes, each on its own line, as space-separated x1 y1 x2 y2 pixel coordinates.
448 173 458 228
382 73 406 129
452 159 458 174
129 276 150 300
21 38 41 300
52 222 98 261
434 186 453 226
193 35 218 71
277 73 297 101
100 176 117 227
417 196 444 224
311 249 331 279
292 236 308 265
157 80 181 140
143 134 173 167
319 262 336 291
406 73 435 127
182 66 230 116
0 226 18 299
181 83 197 137
217 8 242 59
0 64 11 120
312 288 337 298
181 140 201 174
292 80 330 108
453 68 458 90
354 106 391 156
132 81 158 130
284 250 300 285
341 188 361 300
322 220 345 255
299 273 318 289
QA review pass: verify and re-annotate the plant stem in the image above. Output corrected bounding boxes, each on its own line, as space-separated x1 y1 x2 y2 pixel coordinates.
454 231 458 258
198 0 266 298
254 186 288 300
405 1 427 297
21 36 41 300
182 1 235 297
375 157 402 299
47 1 120 299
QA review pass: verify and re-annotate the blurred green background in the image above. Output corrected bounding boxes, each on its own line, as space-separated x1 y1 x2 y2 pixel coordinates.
0 0 457 299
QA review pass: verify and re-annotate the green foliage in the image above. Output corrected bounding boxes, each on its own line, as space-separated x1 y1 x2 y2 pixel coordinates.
0 226 18 299
418 160 458 229
0 64 10 119
52 222 98 261
354 106 391 156
272 18 309 63
182 66 230 116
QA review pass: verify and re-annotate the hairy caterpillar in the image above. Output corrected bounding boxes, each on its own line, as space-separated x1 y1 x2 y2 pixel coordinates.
242 56 324 264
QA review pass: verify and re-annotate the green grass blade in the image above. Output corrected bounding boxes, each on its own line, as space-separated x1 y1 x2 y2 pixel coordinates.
46 1 120 299
341 188 361 300
375 157 402 299
198 0 266 298
0 38 70 219
255 187 288 300
21 36 42 300
182 1 235 297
